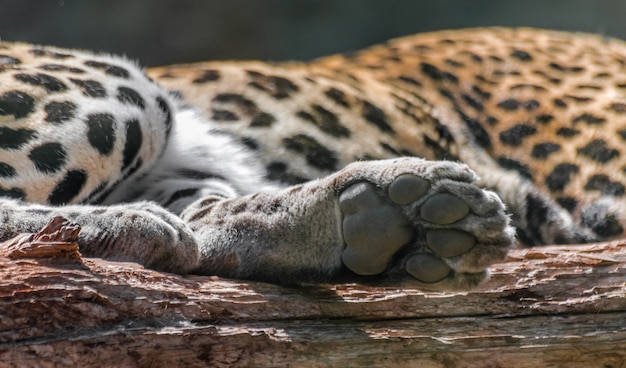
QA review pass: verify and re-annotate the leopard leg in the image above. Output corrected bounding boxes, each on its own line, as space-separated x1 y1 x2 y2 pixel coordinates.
0 199 199 273
182 158 514 290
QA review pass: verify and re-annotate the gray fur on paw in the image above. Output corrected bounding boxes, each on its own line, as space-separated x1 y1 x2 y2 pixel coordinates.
337 160 514 290
67 202 200 274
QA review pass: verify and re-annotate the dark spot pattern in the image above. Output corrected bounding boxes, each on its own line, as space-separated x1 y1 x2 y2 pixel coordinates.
30 48 73 59
499 124 537 146
553 98 567 108
572 113 605 125
459 50 483 63
445 59 464 68
510 84 547 92
420 62 459 84
533 70 561 85
213 93 257 114
212 109 239 121
192 69 221 83
39 64 85 74
398 76 423 88
85 113 116 156
496 98 520 111
297 105 350 138
361 100 394 133
177 168 225 181
510 49 533 61
93 158 142 204
471 85 491 99
422 124 457 160
531 142 561 159
549 63 584 73
265 161 308 185
536 114 554 124
380 143 400 155
0 187 25 200
283 134 338 171
29 143 67 173
212 93 275 127
496 156 533 180
564 95 592 103
48 170 87 205
82 181 109 204
117 86 145 109
250 112 276 127
164 188 200 207
545 163 579 192
584 174 625 196
176 168 226 181
0 55 20 65
594 216 624 237
523 100 540 110
14 73 67 92
84 60 130 78
556 127 579 137
458 111 491 149
582 204 624 237
44 101 77 125
246 70 299 99
575 84 602 91
0 162 16 177
0 90 35 119
521 194 550 245
578 139 619 163
156 96 173 136
122 119 142 170
324 87 350 107
0 127 37 149
240 136 259 150
70 78 107 98
608 103 626 114
485 116 499 125
462 93 483 111
556 197 578 213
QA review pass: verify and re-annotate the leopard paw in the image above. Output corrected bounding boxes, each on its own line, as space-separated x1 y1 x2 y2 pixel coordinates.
69 201 200 273
337 158 514 290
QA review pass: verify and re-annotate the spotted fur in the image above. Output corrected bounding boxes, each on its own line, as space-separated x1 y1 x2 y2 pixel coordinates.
153 28 626 245
0 28 624 289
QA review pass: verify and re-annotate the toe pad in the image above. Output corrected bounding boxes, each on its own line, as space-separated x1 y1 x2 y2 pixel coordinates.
427 229 475 258
388 174 431 205
405 253 452 283
420 193 469 224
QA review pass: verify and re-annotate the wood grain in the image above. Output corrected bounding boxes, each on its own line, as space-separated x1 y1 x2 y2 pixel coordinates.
1 222 625 367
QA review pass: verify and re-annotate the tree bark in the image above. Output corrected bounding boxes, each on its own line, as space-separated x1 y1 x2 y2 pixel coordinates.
0 219 625 367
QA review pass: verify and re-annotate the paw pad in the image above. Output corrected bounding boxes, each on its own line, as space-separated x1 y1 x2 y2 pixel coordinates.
339 182 412 275
334 159 512 289
420 193 470 224
426 229 475 258
405 253 451 283
388 174 430 205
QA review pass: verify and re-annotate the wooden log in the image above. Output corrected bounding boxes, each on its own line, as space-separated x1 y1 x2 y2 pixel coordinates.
0 220 625 367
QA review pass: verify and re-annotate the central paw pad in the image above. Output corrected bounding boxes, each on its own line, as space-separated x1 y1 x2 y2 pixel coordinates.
337 162 512 289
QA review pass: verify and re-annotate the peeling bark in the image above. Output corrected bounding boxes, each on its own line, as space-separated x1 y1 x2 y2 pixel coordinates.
0 225 625 367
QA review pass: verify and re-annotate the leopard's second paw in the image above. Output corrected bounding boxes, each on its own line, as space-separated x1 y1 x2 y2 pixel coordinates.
337 158 514 290
71 202 200 274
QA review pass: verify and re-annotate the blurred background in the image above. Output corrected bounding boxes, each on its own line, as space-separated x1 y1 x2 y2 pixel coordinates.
1 0 625 67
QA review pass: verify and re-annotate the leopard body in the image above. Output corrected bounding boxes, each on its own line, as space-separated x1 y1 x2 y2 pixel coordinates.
1 28 624 289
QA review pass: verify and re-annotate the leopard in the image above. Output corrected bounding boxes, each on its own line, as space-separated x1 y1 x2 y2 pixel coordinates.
1 27 624 291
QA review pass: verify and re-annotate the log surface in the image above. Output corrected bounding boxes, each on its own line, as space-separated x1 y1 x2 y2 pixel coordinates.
1 223 625 367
